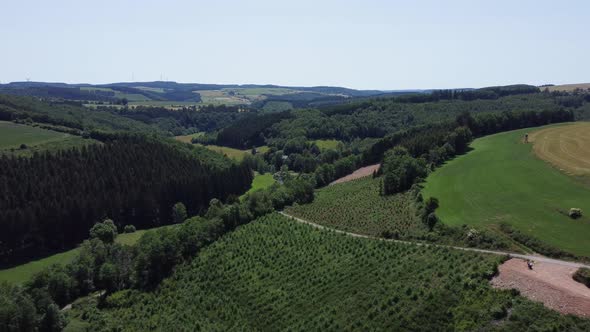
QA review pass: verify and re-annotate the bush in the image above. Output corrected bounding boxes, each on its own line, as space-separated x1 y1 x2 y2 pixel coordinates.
90 219 118 244
573 267 590 288
569 208 583 219
124 225 136 233
172 202 188 223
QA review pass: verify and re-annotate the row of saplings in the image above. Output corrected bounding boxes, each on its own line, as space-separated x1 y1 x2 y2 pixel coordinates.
0 175 315 332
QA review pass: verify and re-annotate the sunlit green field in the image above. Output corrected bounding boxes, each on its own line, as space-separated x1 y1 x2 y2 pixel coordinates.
314 139 341 150
0 227 168 284
0 121 96 156
423 126 590 256
241 173 276 199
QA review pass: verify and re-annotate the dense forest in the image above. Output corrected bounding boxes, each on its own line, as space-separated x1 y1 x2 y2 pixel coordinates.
0 94 158 134
0 135 252 267
102 104 249 136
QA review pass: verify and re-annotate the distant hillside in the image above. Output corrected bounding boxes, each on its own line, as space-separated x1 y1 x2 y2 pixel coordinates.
541 83 590 92
0 81 388 108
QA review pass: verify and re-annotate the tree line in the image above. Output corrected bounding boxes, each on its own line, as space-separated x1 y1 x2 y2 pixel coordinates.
364 109 574 165
0 136 253 267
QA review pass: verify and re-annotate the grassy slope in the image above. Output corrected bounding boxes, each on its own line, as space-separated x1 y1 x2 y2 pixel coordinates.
0 228 163 284
423 126 590 256
286 177 422 238
87 214 590 331
173 132 204 144
0 121 66 148
241 173 276 198
0 121 98 156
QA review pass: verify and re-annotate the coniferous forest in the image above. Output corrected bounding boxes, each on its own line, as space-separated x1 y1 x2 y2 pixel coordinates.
0 136 252 267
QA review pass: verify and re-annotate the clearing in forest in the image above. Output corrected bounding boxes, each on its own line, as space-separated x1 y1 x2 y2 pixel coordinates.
329 164 380 185
0 226 172 284
423 126 590 257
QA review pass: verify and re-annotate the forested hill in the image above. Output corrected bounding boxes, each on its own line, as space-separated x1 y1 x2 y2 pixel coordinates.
0 135 253 267
0 94 159 134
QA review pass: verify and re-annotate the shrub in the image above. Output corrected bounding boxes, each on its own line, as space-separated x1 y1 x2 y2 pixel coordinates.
172 202 188 223
123 225 136 233
569 208 583 219
90 219 118 244
573 267 590 288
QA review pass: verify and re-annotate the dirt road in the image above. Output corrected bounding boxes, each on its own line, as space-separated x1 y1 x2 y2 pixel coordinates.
329 164 380 185
492 258 590 317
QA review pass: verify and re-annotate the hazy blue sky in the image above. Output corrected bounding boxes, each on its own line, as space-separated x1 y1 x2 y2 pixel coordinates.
1 0 588 89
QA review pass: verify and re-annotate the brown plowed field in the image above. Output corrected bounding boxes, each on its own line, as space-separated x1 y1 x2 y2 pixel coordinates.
529 123 590 176
329 164 380 185
492 258 590 317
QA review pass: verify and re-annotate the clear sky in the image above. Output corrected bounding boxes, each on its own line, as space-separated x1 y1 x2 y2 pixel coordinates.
1 0 588 90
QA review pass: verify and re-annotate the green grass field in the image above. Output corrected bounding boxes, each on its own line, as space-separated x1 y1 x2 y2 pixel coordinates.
423 126 590 256
173 132 204 144
81 214 589 331
314 139 341 150
201 144 269 161
0 228 165 284
241 173 276 198
0 121 71 148
0 121 96 156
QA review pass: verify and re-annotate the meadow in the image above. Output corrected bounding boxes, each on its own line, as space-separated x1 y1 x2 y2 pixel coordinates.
0 121 72 148
423 126 590 257
286 177 424 238
241 173 276 198
76 214 590 331
314 139 341 150
0 121 96 156
0 227 167 284
173 132 204 144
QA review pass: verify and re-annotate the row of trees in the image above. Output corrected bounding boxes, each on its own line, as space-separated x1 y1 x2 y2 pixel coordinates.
364 109 573 166
0 136 253 266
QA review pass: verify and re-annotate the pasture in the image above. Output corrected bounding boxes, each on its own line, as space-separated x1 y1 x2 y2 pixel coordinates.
0 121 69 148
314 139 341 150
0 121 95 156
423 126 590 257
529 122 590 177
173 132 204 144
241 173 276 198
0 227 165 284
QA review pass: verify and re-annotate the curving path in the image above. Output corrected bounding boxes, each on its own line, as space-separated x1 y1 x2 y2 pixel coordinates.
278 211 590 269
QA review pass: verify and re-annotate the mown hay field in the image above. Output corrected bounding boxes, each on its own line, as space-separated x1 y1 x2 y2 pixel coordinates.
423 126 590 257
529 122 590 177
